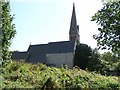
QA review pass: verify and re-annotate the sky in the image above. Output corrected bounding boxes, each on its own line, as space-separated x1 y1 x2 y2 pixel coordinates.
10 0 103 52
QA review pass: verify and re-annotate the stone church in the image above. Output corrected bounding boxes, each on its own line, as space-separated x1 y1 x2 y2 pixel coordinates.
12 3 80 68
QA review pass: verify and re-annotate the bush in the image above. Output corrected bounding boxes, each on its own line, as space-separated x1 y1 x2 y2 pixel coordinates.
1 61 120 89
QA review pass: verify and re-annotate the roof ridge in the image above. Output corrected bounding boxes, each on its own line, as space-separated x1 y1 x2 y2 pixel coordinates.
48 41 71 44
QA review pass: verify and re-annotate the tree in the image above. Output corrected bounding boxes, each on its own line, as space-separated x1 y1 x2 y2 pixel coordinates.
88 50 120 75
100 51 119 63
91 1 120 54
104 0 120 2
74 44 92 69
1 0 16 61
0 1 2 61
100 51 120 75
0 1 2 66
87 48 104 72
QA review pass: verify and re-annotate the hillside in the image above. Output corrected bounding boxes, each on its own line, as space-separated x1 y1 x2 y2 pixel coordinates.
0 60 120 89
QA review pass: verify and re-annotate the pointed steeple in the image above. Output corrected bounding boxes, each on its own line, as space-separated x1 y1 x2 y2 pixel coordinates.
69 3 80 42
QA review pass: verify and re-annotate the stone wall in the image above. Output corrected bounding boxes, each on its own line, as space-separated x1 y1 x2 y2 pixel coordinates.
46 53 74 68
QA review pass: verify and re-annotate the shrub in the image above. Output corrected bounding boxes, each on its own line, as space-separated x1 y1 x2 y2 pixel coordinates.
1 61 120 89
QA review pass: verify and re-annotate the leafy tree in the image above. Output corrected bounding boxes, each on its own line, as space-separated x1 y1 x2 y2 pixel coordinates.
0 1 2 62
99 0 119 3
104 0 120 2
74 44 92 69
113 59 120 74
1 0 16 61
87 48 104 72
91 1 120 54
87 50 120 75
100 52 120 75
100 51 119 63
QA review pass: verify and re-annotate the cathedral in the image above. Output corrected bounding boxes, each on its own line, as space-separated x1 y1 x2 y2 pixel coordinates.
12 3 80 68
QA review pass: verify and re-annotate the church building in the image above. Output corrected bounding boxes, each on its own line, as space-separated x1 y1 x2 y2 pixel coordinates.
12 3 80 68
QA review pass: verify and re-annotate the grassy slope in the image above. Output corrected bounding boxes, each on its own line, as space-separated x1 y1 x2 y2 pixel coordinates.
1 61 120 89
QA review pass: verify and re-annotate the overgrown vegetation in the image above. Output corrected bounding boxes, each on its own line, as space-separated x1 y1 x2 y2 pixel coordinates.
74 44 120 76
87 49 120 76
0 1 2 52
1 0 16 61
0 61 120 89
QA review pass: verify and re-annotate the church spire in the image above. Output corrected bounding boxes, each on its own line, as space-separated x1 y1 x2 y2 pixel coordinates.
69 3 80 42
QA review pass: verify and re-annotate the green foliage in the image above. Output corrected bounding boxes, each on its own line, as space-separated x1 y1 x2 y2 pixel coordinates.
1 0 16 61
88 50 120 76
99 52 120 75
100 51 119 63
74 44 92 69
0 1 3 65
91 1 120 54
87 48 103 72
103 0 120 3
1 61 120 89
74 45 119 76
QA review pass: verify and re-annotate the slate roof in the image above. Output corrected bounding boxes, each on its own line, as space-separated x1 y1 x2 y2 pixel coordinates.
12 51 27 60
12 41 76 63
27 41 76 54
25 41 76 63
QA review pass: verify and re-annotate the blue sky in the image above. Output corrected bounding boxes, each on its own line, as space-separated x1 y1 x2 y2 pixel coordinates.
10 0 103 51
